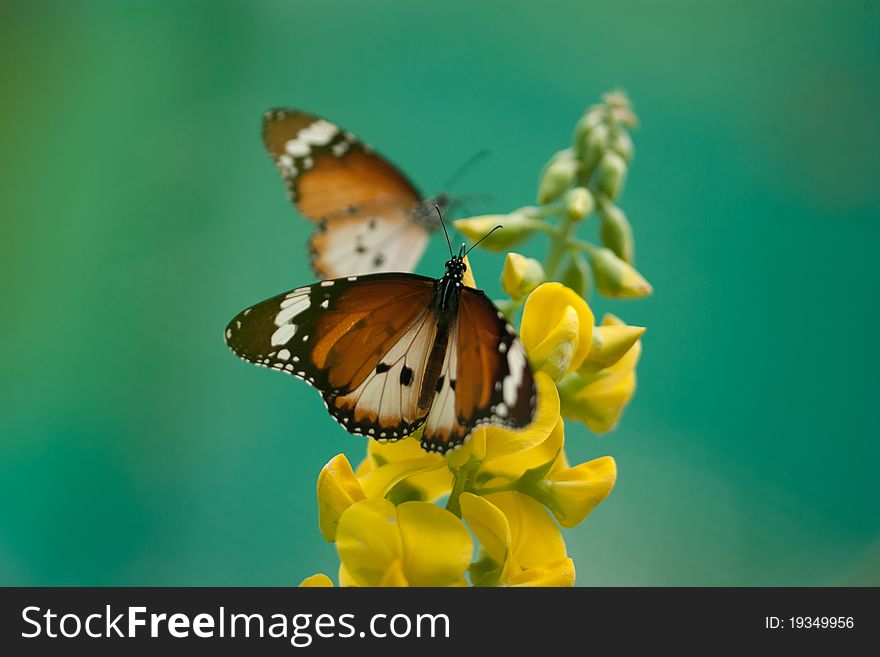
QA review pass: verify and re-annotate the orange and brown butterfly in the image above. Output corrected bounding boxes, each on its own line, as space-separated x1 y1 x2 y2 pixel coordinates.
262 109 449 279
225 226 536 454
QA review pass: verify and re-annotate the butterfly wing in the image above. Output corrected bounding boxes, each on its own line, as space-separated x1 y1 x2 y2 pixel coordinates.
263 109 433 278
308 202 430 279
420 288 536 453
225 273 439 440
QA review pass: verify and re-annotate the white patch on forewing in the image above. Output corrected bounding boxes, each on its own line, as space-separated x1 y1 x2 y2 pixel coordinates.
503 340 527 407
275 294 310 325
283 119 339 159
271 323 298 346
298 120 338 146
277 349 291 361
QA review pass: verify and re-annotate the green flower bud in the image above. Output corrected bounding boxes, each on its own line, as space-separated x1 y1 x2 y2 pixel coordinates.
588 246 652 299
453 211 542 252
577 123 609 181
559 252 591 298
598 204 635 263
572 108 604 151
537 149 578 204
597 151 628 200
501 253 545 299
565 187 594 221
610 130 635 162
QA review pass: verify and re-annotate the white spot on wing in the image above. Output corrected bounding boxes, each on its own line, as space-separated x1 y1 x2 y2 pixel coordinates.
271 324 298 346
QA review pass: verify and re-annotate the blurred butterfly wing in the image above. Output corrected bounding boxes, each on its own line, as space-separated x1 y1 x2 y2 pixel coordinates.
262 109 422 219
420 288 536 453
225 273 438 439
309 204 430 279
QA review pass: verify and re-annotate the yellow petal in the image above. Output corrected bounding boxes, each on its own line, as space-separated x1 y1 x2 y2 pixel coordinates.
459 493 512 568
378 559 410 587
501 253 544 299
549 456 617 528
528 305 580 380
397 501 473 587
364 437 453 501
508 558 576 587
462 255 477 288
335 498 403 587
316 454 366 542
484 492 567 570
563 338 641 433
450 372 560 468
481 415 565 481
583 322 645 371
298 573 334 587
521 283 594 373
358 456 447 498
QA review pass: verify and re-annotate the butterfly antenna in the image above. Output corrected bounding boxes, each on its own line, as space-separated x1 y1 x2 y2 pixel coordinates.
436 204 454 258
441 149 490 191
464 225 503 257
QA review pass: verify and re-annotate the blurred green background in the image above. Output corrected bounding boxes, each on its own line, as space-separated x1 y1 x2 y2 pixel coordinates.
1 0 878 586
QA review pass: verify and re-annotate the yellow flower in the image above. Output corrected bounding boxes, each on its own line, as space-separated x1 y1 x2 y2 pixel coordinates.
541 455 617 528
299 573 334 587
336 498 472 587
520 282 594 381
559 314 643 432
317 452 446 541
460 492 575 587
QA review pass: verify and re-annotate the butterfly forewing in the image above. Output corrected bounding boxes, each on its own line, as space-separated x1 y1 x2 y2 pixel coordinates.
225 273 438 439
262 109 434 279
419 288 536 453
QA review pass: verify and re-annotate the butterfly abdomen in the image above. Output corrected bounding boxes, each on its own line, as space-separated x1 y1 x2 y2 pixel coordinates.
419 320 450 412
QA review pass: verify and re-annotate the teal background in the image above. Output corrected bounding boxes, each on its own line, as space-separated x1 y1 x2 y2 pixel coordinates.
1 0 878 585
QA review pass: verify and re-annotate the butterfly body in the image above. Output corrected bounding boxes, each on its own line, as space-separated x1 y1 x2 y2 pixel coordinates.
263 108 450 279
225 255 536 454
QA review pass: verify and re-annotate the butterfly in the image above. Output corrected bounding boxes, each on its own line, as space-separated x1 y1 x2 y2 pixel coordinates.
224 222 536 454
262 108 450 280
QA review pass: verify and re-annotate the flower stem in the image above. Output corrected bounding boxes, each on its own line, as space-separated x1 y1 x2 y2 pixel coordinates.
544 212 574 279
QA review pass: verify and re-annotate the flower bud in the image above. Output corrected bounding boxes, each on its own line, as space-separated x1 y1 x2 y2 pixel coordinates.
571 108 604 151
598 203 634 263
597 151 628 200
501 253 545 299
453 211 541 252
610 129 635 162
565 187 594 221
588 247 653 299
581 315 645 372
577 123 609 178
559 252 590 298
537 149 578 204
546 456 617 528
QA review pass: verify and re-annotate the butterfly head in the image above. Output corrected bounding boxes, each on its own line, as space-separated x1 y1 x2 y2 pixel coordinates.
444 249 468 281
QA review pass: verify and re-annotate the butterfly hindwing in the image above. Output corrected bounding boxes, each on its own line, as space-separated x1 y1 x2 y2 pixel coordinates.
420 287 536 453
308 203 430 279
